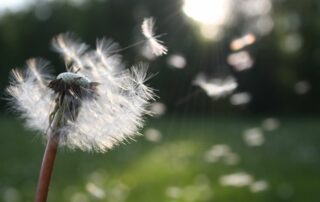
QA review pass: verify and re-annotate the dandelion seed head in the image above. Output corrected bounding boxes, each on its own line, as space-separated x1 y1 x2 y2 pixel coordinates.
7 32 159 153
141 17 168 56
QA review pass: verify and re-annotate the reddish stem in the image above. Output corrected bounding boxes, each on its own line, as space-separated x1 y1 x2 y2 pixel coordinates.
35 135 59 202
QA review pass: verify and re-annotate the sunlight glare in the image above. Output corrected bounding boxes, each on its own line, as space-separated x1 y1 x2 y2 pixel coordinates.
183 0 231 40
183 0 231 25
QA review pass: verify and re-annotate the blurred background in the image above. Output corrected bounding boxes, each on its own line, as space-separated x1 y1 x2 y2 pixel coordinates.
0 0 319 201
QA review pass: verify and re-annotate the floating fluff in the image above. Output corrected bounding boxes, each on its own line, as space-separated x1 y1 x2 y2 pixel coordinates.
7 33 157 153
193 74 238 99
141 17 168 56
7 59 55 133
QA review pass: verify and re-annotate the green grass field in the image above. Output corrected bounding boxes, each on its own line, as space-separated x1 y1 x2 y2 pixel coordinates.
0 116 319 202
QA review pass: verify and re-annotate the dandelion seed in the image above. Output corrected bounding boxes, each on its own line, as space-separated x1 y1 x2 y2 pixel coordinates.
220 172 253 187
261 118 280 131
148 102 166 117
294 80 310 95
243 128 265 147
193 74 237 99
204 144 231 163
140 46 158 60
7 60 54 133
167 54 187 69
204 144 240 165
230 92 251 105
224 153 240 165
144 128 162 143
86 183 105 199
141 17 168 56
52 33 88 71
250 180 269 193
281 33 303 53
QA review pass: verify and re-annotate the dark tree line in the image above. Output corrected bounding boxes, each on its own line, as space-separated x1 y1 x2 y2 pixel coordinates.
0 0 319 115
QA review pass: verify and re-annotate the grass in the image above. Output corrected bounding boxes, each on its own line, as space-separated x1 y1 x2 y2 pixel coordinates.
0 116 319 202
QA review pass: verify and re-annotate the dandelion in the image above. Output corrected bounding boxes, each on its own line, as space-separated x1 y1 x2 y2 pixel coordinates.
7 30 162 201
141 17 168 56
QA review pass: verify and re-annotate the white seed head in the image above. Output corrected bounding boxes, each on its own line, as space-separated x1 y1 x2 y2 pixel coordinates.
7 33 157 153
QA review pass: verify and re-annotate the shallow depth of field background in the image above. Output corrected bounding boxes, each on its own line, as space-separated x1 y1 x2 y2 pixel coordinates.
0 0 319 202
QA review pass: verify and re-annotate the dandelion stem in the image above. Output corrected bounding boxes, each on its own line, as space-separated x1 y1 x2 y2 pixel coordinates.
35 134 59 202
35 100 64 202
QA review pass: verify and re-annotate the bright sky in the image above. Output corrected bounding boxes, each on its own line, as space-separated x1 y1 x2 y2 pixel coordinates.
0 0 36 12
